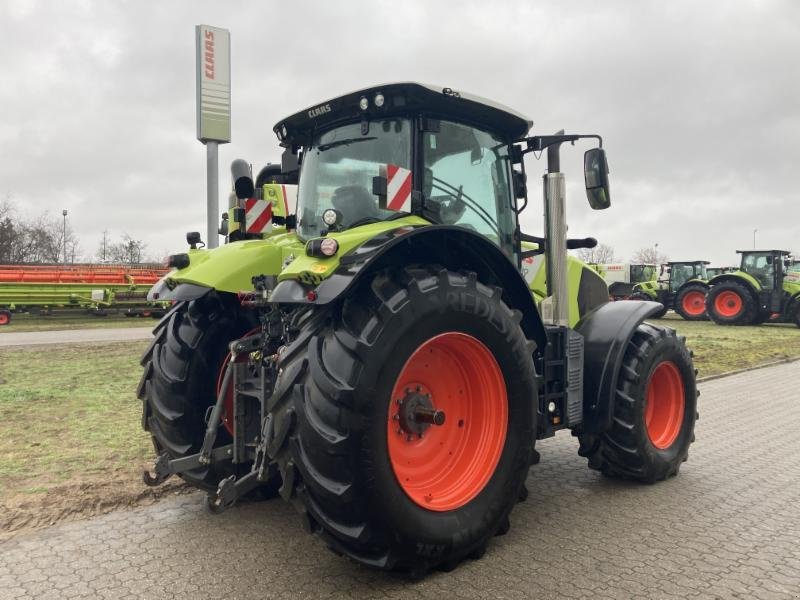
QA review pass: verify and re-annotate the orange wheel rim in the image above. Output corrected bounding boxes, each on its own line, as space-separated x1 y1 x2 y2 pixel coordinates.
387 332 507 512
714 290 743 317
644 361 685 449
217 327 260 435
0 313 8 325
682 291 706 316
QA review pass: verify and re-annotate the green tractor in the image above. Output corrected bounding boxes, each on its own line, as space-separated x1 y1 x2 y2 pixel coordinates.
629 261 710 320
599 262 658 300
705 249 800 326
139 83 697 575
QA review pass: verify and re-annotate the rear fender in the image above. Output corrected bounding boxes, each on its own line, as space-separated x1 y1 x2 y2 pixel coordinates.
575 300 664 433
677 280 709 293
270 225 548 349
708 272 761 294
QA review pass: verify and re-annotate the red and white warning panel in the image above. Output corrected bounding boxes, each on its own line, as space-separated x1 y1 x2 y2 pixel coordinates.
238 184 298 235
244 198 272 234
386 164 412 212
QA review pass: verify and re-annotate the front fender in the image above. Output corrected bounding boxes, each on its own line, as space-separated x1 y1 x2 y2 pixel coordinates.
576 300 663 434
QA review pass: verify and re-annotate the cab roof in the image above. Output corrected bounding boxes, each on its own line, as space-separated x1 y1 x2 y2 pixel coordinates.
667 260 710 265
736 249 791 255
273 82 533 144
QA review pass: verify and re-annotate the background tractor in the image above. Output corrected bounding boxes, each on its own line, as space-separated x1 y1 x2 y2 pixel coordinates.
595 262 658 300
705 250 800 326
629 260 710 320
139 83 697 576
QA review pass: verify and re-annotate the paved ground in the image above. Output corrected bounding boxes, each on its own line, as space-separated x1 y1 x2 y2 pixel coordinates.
0 326 152 347
2 361 799 600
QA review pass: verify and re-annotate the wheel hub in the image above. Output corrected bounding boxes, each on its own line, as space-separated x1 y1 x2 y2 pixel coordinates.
394 387 445 439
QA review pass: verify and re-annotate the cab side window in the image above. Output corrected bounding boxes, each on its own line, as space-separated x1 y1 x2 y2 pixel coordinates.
422 121 515 252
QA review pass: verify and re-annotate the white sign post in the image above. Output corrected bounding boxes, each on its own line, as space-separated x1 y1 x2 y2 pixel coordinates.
196 25 231 249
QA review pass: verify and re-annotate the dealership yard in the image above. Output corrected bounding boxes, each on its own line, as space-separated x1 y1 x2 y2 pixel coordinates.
1 360 799 599
1 315 799 538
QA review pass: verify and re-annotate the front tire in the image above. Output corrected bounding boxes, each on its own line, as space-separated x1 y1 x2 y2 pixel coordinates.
266 268 538 574
139 294 273 492
578 323 697 482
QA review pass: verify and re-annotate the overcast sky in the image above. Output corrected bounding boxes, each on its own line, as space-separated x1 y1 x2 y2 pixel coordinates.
1 0 798 265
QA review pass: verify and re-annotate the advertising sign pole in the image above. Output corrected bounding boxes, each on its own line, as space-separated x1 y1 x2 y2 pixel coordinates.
195 25 231 249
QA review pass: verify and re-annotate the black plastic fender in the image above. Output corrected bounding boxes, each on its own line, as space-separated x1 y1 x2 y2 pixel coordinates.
270 224 548 349
575 299 664 434
147 278 211 302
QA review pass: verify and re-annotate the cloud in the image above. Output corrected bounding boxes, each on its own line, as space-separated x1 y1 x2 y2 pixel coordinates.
1 0 798 265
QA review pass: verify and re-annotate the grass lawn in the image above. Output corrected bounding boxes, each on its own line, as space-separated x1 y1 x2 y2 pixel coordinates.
0 312 159 332
657 314 800 378
0 315 797 534
0 340 177 535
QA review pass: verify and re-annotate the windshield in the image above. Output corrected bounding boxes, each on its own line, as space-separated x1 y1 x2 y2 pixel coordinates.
297 119 412 239
669 263 707 291
630 264 655 284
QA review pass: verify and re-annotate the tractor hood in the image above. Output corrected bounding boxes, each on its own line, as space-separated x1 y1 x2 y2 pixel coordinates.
148 235 300 301
148 217 431 302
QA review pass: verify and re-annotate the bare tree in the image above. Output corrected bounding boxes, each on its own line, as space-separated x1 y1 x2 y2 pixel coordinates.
631 246 669 265
576 243 617 264
108 233 147 264
0 194 18 263
0 196 80 263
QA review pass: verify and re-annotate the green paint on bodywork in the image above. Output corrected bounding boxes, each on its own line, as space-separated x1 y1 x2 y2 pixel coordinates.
165 216 430 293
279 216 430 285
633 280 662 298
521 242 605 327
708 271 762 292
166 218 605 329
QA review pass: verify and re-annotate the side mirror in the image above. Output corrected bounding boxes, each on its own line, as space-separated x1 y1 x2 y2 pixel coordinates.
281 146 300 176
584 148 611 210
231 159 254 200
784 259 792 268
766 255 774 265
512 170 527 199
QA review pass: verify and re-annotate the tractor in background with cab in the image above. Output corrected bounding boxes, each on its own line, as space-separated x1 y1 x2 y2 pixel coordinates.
139 83 697 576
705 250 800 326
629 260 710 320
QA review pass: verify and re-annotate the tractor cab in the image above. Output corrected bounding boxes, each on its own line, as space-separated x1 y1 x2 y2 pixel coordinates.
274 82 606 281
737 250 790 291
630 263 657 285
275 83 530 258
665 261 708 293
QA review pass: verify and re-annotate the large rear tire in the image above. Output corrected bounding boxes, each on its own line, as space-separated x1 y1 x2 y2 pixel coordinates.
266 268 538 575
138 294 278 494
577 323 697 482
674 284 708 321
705 280 758 325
